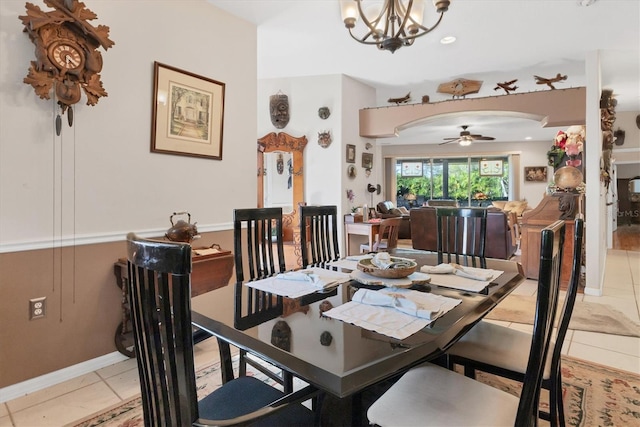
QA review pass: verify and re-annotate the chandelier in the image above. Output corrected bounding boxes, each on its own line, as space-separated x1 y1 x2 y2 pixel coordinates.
340 0 450 53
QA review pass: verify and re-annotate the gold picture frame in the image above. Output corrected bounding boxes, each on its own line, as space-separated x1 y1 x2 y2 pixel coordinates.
151 62 225 160
362 152 373 169
346 144 356 163
524 166 548 182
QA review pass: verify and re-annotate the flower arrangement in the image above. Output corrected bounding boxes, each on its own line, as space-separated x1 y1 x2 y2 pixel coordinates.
547 125 585 168
346 189 357 212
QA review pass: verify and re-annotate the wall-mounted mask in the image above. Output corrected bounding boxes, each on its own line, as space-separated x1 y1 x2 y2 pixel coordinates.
276 153 284 175
270 93 289 129
318 130 332 148
318 107 330 119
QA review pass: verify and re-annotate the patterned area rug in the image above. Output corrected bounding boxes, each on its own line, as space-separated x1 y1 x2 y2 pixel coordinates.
485 294 640 337
68 355 640 427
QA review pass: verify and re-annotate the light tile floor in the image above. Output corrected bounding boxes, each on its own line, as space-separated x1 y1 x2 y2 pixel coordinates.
1 250 638 426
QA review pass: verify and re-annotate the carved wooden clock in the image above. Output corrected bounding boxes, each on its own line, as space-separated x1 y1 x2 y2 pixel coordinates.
19 0 114 134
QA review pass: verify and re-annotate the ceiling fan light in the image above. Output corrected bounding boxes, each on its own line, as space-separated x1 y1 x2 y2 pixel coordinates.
459 139 472 146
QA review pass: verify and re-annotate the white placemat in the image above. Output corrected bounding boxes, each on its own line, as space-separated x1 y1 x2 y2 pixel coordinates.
245 268 350 299
420 265 503 293
323 288 461 340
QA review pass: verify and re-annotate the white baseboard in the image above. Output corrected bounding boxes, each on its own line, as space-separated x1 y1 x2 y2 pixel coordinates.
0 351 129 403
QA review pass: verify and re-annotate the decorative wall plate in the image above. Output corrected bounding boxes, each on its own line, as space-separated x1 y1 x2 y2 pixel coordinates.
347 164 357 179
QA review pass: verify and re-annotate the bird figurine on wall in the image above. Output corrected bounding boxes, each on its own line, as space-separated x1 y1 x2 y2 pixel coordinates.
534 73 567 89
494 79 518 94
388 92 411 105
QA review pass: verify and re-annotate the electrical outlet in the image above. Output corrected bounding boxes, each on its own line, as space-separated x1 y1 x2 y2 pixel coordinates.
29 297 46 320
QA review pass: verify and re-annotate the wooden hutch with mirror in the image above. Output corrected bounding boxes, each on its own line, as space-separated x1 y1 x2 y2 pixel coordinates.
257 132 307 260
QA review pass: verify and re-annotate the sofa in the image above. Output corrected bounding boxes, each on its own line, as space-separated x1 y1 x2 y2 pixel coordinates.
409 206 517 260
376 201 411 239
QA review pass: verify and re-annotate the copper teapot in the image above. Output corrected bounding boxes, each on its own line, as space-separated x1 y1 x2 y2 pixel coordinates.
165 211 200 243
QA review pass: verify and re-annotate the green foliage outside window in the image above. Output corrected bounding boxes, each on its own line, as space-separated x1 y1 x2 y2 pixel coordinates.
396 157 509 206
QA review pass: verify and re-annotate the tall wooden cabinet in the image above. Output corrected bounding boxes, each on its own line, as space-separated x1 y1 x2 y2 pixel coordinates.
520 194 583 290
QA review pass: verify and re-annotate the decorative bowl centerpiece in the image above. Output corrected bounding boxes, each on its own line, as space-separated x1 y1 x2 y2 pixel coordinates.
357 254 417 279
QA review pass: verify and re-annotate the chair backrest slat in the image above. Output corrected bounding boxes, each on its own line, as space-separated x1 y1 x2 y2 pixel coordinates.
515 220 565 427
436 207 487 268
300 205 340 268
233 208 286 330
127 233 197 426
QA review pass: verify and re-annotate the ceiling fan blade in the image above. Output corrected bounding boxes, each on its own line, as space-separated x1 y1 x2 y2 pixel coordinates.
473 136 495 140
439 140 458 145
442 137 459 141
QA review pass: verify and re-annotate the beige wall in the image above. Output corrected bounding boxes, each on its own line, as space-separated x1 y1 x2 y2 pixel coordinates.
0 1 256 387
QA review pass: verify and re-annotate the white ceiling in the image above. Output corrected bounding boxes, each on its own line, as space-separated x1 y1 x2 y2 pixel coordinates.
208 0 639 145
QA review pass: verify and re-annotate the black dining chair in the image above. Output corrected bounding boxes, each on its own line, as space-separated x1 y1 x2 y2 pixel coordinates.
233 207 295 392
366 220 566 427
436 207 488 268
300 205 340 268
125 233 318 427
446 217 584 427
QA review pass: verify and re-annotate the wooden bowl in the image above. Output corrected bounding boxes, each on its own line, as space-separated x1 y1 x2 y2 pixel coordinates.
357 257 417 279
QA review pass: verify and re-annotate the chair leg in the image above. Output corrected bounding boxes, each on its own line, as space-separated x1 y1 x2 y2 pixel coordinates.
554 370 566 427
217 338 234 384
283 370 294 394
239 349 247 377
463 364 476 379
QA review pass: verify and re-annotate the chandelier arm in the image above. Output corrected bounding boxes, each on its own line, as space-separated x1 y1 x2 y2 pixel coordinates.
355 0 387 39
407 12 446 39
347 28 384 46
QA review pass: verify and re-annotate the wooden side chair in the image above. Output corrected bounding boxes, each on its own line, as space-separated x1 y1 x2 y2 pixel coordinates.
126 233 318 426
300 205 340 268
232 207 295 392
436 207 488 268
446 217 584 427
367 220 566 427
360 217 403 253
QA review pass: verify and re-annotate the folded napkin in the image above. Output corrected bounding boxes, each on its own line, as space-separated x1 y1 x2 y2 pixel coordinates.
276 271 327 288
420 263 493 281
419 264 503 293
246 268 351 299
352 288 446 320
370 253 415 270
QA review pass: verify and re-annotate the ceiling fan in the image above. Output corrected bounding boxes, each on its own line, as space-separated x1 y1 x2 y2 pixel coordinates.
440 125 496 146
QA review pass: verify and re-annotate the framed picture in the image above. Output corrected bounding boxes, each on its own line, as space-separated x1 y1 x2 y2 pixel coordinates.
346 144 356 163
479 159 503 176
151 62 225 160
401 161 423 177
362 152 373 169
524 166 548 182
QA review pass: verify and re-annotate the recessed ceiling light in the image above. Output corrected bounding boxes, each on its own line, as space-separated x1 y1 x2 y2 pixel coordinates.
440 36 456 45
524 136 532 140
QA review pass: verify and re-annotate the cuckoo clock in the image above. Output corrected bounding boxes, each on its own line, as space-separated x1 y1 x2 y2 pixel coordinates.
20 0 114 134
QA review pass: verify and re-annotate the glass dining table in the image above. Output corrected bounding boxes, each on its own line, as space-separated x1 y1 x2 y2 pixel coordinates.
190 249 524 421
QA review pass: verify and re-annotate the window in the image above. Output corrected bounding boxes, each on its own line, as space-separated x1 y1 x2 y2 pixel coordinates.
395 156 509 208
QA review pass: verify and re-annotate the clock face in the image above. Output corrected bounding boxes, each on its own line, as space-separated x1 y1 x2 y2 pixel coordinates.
49 42 84 70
